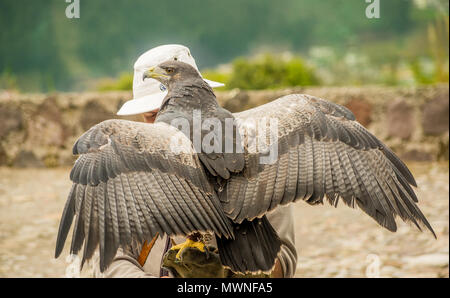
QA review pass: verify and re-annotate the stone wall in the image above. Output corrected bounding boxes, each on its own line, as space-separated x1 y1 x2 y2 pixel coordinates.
0 84 448 167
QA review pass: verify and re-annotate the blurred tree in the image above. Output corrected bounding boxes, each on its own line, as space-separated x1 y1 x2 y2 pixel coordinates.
227 54 318 90
96 72 133 91
0 0 447 91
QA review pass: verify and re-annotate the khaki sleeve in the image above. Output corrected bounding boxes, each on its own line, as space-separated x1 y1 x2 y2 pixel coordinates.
266 204 298 278
92 235 172 278
103 256 156 278
95 248 156 278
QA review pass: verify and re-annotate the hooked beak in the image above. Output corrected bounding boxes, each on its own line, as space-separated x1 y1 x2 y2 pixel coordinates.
142 66 169 81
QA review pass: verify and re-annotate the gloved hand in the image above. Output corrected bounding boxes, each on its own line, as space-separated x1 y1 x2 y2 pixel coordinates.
162 245 273 278
162 245 227 278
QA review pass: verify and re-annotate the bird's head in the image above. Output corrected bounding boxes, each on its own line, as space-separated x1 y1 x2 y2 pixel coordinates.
142 60 202 88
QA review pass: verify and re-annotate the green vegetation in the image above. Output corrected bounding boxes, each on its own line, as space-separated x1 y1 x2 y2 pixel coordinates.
226 54 318 90
96 73 133 91
0 0 448 92
0 68 18 91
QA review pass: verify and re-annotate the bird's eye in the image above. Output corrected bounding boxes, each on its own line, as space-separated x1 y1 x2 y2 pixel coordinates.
166 68 174 74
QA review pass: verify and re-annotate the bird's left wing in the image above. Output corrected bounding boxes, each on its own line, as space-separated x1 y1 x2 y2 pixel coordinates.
223 94 434 237
55 119 233 272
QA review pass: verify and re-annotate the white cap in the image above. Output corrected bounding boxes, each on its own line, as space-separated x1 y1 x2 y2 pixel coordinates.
117 44 224 116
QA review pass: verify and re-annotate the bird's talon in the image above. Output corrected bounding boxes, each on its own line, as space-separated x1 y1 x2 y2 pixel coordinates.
170 239 206 260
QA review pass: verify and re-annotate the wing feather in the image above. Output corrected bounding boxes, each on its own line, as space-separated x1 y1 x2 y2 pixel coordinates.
55 120 233 272
226 94 434 237
121 174 144 242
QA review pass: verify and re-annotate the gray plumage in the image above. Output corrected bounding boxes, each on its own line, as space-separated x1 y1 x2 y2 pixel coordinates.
225 94 434 237
154 62 245 180
55 61 435 275
55 120 234 272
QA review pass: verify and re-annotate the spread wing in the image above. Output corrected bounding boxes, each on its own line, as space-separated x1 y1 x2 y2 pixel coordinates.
223 94 435 236
55 119 233 272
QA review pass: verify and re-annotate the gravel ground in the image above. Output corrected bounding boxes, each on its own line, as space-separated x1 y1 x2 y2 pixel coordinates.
0 162 448 278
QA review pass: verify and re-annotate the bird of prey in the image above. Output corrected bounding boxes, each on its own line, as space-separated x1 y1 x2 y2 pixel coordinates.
55 60 435 274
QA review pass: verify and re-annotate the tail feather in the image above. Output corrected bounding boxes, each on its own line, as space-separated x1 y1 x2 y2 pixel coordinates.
216 215 282 274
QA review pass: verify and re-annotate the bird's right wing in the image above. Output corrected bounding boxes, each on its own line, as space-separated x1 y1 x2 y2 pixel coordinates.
55 119 233 272
223 94 434 237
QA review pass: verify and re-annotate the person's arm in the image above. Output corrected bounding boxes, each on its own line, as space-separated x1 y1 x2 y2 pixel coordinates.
95 247 157 278
103 254 156 278
266 205 298 278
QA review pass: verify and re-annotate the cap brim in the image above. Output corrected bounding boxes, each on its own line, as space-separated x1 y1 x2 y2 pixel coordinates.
204 79 225 88
117 79 224 116
117 91 167 116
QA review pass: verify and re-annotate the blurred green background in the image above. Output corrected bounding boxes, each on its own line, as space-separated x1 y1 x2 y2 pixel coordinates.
0 0 448 92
